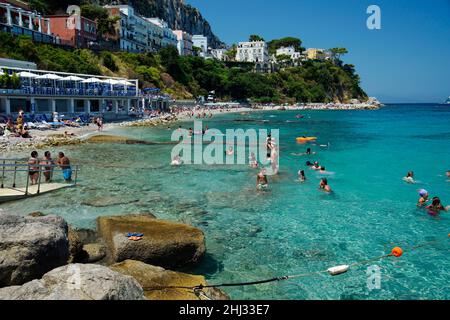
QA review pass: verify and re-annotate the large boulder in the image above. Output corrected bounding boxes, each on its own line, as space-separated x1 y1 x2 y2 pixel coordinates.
0 214 69 287
111 260 229 300
97 215 205 269
0 264 146 300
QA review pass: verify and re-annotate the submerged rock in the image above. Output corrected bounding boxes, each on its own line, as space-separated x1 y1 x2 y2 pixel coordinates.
0 214 69 287
81 196 139 208
111 260 229 300
0 264 146 300
97 215 205 269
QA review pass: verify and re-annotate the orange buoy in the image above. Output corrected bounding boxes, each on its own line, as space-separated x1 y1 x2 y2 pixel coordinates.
391 247 403 258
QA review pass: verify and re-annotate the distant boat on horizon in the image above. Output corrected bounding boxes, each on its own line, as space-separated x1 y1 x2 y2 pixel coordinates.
443 96 450 104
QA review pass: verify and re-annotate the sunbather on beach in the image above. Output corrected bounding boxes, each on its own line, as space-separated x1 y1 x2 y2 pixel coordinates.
40 151 54 182
28 151 40 185
57 152 72 182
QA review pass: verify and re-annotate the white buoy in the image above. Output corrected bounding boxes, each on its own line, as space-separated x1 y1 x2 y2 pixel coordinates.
327 265 350 276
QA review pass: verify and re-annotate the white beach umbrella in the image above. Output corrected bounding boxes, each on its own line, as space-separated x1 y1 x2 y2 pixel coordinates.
81 77 102 83
62 75 84 81
36 73 63 80
117 80 135 86
18 71 39 78
101 79 120 85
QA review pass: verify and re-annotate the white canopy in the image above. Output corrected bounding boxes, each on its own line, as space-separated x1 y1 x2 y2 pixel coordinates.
81 77 102 83
62 75 84 81
101 79 120 85
117 80 135 86
36 73 63 80
18 71 39 78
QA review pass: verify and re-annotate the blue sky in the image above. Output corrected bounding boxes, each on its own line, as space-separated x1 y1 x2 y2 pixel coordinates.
186 0 450 103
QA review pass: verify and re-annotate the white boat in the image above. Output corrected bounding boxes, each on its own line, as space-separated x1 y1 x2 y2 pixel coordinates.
444 96 450 104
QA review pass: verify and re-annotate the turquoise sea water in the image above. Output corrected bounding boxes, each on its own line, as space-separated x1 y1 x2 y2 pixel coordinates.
1 104 449 300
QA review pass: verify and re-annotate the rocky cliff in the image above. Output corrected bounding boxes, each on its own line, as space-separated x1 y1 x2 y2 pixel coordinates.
101 0 224 48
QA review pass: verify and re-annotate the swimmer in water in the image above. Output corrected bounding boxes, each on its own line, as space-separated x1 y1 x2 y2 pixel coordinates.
256 169 269 190
446 170 450 182
306 161 313 167
312 162 321 170
417 189 429 207
291 148 316 157
426 197 449 217
226 147 234 156
298 170 306 182
403 171 415 184
319 178 332 193
249 152 259 168
171 154 183 166
188 128 193 137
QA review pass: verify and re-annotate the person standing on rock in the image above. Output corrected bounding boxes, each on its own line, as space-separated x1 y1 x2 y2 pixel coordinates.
57 152 72 182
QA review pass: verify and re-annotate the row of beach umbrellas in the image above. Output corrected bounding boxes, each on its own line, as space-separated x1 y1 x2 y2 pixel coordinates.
16 71 135 86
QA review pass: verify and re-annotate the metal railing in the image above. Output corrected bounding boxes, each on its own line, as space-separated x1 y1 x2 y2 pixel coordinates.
0 158 80 196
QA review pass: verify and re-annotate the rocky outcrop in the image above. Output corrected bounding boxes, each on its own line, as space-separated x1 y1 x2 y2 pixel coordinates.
0 214 69 287
111 260 229 300
0 264 146 300
97 215 205 268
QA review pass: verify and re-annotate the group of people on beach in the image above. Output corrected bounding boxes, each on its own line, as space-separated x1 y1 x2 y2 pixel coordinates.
1 111 31 138
27 151 72 185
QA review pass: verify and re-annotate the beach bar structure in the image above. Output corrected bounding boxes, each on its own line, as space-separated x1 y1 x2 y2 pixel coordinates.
0 65 140 116
0 0 54 44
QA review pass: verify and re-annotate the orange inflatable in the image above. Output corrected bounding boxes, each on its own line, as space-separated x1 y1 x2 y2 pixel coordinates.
391 247 404 258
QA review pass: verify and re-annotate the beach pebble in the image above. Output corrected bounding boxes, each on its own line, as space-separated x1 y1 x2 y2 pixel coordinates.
0 264 146 300
97 214 206 269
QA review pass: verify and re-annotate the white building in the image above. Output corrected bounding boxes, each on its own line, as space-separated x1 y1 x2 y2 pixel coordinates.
236 41 269 63
173 30 193 56
276 46 302 60
211 49 228 61
105 5 178 53
192 35 208 57
146 18 178 49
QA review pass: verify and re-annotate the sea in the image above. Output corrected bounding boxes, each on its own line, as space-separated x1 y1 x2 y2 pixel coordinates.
1 103 449 300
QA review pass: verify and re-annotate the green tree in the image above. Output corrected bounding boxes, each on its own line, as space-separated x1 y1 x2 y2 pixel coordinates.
249 35 265 42
329 48 348 62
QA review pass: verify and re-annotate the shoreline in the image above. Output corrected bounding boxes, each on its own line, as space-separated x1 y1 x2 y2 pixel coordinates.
0 104 379 153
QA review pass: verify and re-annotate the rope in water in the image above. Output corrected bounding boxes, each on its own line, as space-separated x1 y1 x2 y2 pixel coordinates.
143 234 450 294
